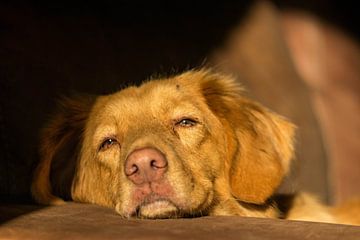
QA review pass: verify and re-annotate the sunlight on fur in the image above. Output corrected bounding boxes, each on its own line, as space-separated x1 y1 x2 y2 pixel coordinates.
32 69 360 225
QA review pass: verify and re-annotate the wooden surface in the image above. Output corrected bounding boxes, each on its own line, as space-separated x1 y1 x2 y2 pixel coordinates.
1 203 359 240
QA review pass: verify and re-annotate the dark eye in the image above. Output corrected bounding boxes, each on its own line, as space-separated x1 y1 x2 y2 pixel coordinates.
176 118 197 127
99 138 118 151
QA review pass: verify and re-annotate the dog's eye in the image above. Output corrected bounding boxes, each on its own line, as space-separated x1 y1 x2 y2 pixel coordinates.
176 118 197 127
99 138 118 151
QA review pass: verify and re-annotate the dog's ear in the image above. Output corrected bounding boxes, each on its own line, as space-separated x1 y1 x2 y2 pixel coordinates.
31 95 95 205
228 102 295 204
197 70 295 204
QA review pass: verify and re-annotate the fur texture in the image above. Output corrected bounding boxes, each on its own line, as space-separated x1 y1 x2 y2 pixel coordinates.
32 69 360 225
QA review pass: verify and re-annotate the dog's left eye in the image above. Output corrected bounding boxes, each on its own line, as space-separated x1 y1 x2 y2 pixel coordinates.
99 138 118 151
176 118 197 127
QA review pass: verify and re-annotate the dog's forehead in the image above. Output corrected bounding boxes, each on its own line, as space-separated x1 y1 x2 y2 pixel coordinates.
95 78 202 120
122 79 190 104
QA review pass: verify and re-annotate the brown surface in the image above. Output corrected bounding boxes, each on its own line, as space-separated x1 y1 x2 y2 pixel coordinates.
1 203 360 240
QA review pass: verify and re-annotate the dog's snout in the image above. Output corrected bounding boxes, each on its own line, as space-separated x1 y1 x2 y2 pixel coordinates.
125 147 168 185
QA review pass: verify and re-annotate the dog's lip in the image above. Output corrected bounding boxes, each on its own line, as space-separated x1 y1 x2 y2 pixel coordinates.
135 199 178 218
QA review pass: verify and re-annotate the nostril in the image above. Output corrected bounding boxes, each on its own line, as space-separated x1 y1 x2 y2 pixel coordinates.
150 160 157 168
126 164 139 176
150 159 167 169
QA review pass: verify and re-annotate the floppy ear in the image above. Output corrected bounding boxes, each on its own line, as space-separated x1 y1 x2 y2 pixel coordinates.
31 95 95 205
197 70 295 204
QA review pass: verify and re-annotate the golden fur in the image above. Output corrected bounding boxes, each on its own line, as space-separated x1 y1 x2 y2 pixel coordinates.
32 69 360 225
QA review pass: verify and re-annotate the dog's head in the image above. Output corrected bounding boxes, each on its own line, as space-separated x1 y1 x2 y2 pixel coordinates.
32 69 295 218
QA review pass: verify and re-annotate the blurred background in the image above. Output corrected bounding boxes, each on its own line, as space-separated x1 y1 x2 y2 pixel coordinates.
0 0 359 205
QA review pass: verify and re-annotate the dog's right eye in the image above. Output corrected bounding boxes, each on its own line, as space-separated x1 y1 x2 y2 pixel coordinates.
99 138 118 151
175 118 198 128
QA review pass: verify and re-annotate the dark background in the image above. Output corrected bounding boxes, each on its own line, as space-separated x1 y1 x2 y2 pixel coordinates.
0 0 358 202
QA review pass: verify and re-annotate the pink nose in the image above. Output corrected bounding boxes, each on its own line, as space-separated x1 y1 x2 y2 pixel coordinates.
125 147 168 185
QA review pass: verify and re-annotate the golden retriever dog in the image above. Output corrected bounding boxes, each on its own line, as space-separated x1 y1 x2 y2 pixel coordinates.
31 69 360 225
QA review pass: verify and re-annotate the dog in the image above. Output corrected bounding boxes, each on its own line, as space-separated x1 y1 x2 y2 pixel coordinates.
31 69 360 225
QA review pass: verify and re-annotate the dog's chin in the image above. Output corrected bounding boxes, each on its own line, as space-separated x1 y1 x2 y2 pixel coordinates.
138 200 178 219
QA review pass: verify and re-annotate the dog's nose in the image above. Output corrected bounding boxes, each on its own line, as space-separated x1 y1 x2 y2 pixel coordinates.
125 147 168 185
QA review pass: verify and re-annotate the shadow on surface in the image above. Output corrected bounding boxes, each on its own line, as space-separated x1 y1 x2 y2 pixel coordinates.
0 195 45 224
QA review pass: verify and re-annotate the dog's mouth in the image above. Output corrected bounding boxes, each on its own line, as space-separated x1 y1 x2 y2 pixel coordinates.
135 199 179 219
136 199 178 218
127 185 214 219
